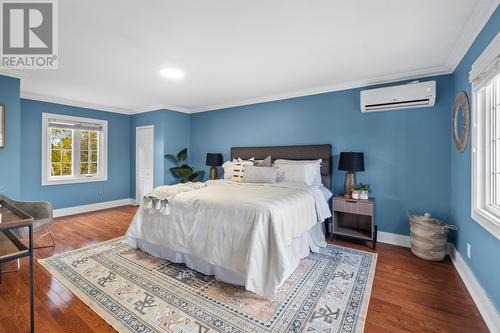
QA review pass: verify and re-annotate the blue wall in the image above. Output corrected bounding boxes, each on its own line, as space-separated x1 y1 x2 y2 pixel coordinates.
190 75 454 236
130 109 190 198
0 75 21 199
20 99 132 209
0 92 190 207
450 6 499 310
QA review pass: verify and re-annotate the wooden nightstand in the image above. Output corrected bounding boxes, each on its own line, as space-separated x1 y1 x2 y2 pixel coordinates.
332 195 377 249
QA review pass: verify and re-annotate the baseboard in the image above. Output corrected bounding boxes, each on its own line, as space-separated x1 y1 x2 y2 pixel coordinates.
447 243 499 333
377 232 499 331
53 198 135 217
377 231 410 247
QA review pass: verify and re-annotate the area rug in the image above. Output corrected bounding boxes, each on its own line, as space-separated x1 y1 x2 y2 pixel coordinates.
39 237 377 333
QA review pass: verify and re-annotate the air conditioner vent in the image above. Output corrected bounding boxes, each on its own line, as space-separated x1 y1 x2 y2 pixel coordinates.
361 81 436 112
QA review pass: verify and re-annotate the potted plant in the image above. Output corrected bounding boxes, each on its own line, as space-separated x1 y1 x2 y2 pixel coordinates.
352 183 371 200
164 148 205 183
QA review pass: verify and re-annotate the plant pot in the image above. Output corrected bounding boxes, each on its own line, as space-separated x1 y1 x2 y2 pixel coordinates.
352 190 362 199
352 190 369 200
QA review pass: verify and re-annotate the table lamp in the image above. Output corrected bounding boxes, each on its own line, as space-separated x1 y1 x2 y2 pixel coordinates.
338 152 365 198
206 153 223 180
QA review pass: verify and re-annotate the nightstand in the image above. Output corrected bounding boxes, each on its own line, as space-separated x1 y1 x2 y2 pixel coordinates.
332 195 377 249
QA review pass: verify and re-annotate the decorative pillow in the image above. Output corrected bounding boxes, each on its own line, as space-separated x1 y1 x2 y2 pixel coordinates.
233 157 255 163
274 163 322 186
222 161 237 179
243 165 278 183
231 159 254 182
254 155 272 167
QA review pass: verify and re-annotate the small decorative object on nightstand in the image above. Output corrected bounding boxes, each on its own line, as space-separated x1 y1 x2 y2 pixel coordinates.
338 152 365 198
351 183 371 200
332 195 377 249
206 153 223 180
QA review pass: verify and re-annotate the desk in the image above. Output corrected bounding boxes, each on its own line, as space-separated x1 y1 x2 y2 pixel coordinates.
0 200 34 333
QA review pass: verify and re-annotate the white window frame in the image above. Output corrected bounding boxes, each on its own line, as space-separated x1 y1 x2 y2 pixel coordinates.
41 112 108 186
470 32 500 240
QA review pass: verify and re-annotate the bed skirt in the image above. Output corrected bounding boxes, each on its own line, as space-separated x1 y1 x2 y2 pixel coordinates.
124 222 327 289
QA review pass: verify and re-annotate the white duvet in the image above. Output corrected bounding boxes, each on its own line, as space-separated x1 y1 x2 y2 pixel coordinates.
125 180 331 299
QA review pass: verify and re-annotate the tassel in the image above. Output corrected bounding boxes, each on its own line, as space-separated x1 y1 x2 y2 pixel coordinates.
143 196 153 209
151 198 159 209
160 200 170 215
146 197 157 214
155 198 162 210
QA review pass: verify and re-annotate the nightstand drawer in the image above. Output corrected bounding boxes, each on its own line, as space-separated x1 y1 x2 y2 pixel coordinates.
333 199 373 216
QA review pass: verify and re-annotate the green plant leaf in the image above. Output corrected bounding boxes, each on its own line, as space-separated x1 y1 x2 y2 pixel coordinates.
164 154 178 163
189 170 205 182
353 183 371 192
170 166 193 180
177 148 188 161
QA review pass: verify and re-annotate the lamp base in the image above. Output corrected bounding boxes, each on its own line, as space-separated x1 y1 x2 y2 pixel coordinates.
344 171 357 197
209 167 218 180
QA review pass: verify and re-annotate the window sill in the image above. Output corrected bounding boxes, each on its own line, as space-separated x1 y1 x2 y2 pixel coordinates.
471 208 500 240
42 176 108 186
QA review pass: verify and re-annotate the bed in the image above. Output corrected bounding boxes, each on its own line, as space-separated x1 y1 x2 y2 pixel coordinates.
125 144 332 299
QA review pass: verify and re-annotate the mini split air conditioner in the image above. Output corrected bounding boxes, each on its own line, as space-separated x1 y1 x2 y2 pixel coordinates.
360 80 436 112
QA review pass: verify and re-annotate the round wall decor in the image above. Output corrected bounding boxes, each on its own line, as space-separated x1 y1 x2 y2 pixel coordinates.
453 90 470 153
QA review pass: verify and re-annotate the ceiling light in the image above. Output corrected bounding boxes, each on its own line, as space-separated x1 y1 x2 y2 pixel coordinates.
160 67 184 79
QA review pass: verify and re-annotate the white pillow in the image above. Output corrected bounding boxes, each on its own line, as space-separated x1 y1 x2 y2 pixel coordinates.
243 165 278 184
222 161 237 179
231 159 254 182
223 158 256 179
274 163 322 186
273 159 322 165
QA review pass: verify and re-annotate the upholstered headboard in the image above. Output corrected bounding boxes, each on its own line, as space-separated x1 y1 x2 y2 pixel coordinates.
231 144 332 189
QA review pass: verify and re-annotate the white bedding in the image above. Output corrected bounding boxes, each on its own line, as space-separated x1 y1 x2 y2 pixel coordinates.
125 180 332 299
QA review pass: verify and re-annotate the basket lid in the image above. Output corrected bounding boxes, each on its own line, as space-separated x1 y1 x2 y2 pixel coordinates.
410 212 443 225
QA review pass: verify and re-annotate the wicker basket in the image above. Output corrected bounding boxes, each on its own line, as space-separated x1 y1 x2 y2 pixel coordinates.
408 211 457 261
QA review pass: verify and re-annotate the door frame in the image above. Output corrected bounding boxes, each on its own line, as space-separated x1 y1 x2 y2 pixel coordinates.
135 125 155 205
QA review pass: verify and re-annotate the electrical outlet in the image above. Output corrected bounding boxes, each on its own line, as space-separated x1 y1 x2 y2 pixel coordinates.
467 242 471 259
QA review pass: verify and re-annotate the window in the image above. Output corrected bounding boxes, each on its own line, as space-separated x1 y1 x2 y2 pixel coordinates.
42 113 108 185
471 33 500 239
79 130 99 175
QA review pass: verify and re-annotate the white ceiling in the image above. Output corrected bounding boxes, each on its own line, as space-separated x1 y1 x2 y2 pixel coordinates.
5 0 499 114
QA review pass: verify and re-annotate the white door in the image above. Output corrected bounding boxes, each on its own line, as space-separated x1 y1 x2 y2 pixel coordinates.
136 126 154 205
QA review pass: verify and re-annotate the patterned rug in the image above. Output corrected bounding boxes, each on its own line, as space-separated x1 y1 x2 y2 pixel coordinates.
39 237 377 333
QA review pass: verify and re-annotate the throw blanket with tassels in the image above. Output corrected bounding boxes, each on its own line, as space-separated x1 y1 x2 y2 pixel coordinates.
143 182 206 215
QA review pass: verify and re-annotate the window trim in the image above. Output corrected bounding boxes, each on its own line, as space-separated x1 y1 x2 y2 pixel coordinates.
41 113 108 186
470 32 500 240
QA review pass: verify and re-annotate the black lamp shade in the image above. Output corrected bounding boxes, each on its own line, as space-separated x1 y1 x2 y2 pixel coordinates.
338 152 365 171
206 153 223 167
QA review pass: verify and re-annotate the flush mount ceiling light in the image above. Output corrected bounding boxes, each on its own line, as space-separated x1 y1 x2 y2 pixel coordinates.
160 67 184 79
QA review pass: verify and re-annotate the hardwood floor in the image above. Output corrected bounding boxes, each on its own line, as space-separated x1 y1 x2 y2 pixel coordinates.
0 206 489 333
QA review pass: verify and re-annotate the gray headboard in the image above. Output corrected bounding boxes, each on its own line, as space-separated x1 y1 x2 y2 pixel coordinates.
231 144 332 190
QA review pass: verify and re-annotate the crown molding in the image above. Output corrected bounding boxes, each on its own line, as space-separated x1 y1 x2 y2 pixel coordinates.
189 65 453 113
131 104 191 114
18 65 452 115
20 91 191 115
20 91 134 115
446 0 499 71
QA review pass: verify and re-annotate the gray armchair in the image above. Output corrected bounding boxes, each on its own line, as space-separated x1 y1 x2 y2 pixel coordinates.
0 195 55 248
